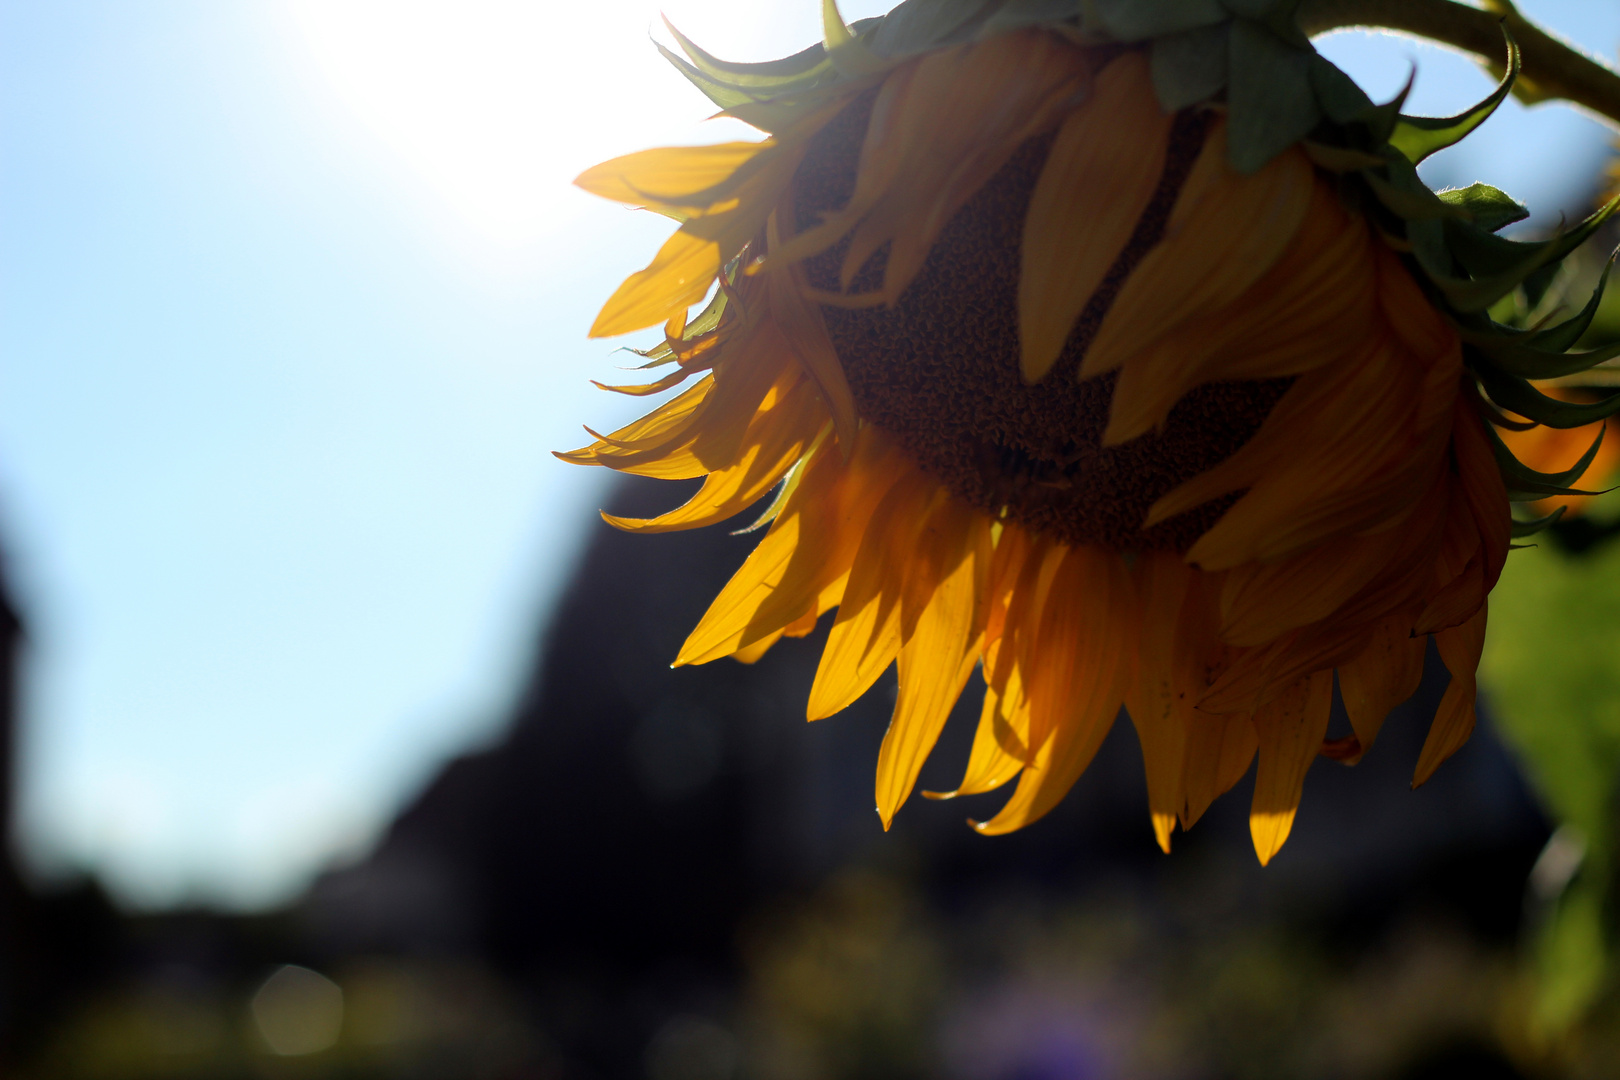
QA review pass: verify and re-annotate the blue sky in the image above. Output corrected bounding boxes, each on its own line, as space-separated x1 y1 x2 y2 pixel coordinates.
0 0 1615 911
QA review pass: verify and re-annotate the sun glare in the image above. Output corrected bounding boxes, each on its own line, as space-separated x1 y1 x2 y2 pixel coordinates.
288 0 892 245
290 0 643 243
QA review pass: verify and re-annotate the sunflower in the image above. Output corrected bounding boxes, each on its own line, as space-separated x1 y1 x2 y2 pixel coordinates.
561 1 1620 863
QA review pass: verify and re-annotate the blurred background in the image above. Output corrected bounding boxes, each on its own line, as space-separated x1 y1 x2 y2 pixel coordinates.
2 0 1619 1076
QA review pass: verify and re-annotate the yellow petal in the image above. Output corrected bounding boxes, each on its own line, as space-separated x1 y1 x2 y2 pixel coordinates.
603 380 825 533
731 629 786 665
807 472 936 718
592 144 808 338
591 229 726 339
925 667 1032 801
1180 706 1257 830
765 208 859 452
1019 52 1169 383
973 547 1131 835
1083 122 1313 394
924 525 1037 801
1124 551 1193 853
575 141 773 213
1101 181 1375 437
1334 616 1427 764
875 499 987 827
1414 600 1487 786
1249 670 1334 865
677 426 905 664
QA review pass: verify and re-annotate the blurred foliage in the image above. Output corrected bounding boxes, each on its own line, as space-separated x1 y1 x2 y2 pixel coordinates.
1482 509 1620 1046
1481 231 1620 1052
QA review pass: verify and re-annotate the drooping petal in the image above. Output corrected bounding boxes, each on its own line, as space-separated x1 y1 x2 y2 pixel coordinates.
973 547 1132 835
1018 51 1170 383
925 525 1037 800
1414 600 1488 786
1083 122 1314 391
1103 180 1377 438
678 427 906 664
1331 615 1427 765
1249 670 1334 865
1180 707 1258 830
875 499 989 826
808 472 938 718
605 379 827 533
575 141 776 215
592 141 812 337
1124 551 1194 853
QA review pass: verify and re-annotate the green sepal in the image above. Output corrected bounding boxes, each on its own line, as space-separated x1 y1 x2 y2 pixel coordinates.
1466 332 1620 381
980 0 1083 35
659 19 843 110
1151 23 1230 110
1093 0 1227 43
1308 53 1374 123
1463 262 1616 357
665 18 833 85
1486 419 1608 500
1363 168 1470 223
1439 183 1530 233
658 45 766 110
1512 505 1568 539
1404 217 1457 289
1355 69 1414 146
1301 142 1386 171
823 0 890 77
1444 219 1543 277
1389 28 1519 163
1226 17 1321 173
1220 0 1310 50
1522 262 1564 312
1433 197 1620 314
1477 366 1620 430
870 0 992 56
1532 261 1613 353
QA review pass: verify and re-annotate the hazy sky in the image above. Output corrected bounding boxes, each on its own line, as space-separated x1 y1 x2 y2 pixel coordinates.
1 0 1615 911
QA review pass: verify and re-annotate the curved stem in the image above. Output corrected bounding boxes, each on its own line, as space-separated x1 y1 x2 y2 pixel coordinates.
1298 0 1620 130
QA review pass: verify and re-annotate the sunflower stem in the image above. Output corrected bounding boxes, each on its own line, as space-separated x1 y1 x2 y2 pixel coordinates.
1298 0 1620 130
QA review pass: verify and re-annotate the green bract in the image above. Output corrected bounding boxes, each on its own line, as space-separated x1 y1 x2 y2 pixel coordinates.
659 0 1620 535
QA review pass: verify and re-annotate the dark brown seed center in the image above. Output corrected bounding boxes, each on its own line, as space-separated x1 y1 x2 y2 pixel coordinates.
791 90 1290 551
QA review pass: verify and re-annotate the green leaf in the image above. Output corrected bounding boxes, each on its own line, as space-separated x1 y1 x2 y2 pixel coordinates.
1093 0 1227 42
1438 182 1529 233
870 0 991 56
1226 18 1321 174
1532 877 1610 1040
1476 366 1620 430
1389 28 1518 163
1150 23 1229 110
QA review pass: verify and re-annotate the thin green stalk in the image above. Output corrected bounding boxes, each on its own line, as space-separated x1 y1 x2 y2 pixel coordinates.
1298 0 1620 129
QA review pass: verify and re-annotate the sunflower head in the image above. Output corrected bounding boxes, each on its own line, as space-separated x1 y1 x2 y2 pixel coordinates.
562 0 1620 863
